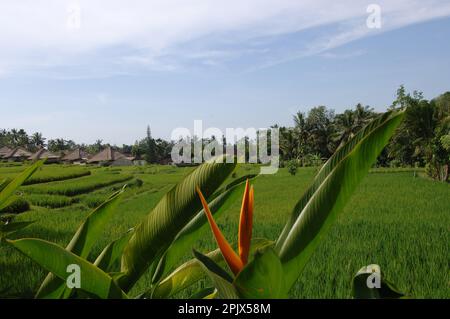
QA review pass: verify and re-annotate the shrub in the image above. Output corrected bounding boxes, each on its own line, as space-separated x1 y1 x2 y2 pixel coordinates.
301 154 323 167
287 160 298 176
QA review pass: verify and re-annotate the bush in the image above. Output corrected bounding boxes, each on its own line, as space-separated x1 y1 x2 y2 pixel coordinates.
287 160 298 176
0 197 30 214
301 154 323 167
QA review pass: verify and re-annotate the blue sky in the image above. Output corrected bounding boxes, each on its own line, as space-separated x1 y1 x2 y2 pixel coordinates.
1 1 450 145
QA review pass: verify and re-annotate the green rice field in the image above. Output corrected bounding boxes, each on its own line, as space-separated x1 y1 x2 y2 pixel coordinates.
0 163 449 299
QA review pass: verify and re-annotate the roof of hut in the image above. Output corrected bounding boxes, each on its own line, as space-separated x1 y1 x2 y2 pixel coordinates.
4 147 32 159
87 147 126 163
29 148 60 160
0 146 13 158
62 148 90 161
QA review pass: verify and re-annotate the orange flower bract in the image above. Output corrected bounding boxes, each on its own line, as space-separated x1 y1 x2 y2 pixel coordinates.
196 179 254 276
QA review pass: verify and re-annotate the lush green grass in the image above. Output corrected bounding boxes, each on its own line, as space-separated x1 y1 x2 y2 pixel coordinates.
24 194 79 209
0 164 448 299
0 165 91 185
22 173 133 196
23 168 91 185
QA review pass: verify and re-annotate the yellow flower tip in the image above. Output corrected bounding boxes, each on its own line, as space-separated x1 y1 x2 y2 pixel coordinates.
196 186 244 276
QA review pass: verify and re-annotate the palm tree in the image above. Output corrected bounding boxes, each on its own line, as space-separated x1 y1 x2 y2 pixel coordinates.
292 112 310 159
334 104 375 149
354 103 375 127
9 129 19 146
30 132 46 150
280 127 298 160
333 110 356 147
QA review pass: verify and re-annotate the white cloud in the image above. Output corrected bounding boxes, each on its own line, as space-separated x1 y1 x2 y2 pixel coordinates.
0 0 449 77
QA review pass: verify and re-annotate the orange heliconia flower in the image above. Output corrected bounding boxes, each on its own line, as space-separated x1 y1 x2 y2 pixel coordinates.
196 179 254 276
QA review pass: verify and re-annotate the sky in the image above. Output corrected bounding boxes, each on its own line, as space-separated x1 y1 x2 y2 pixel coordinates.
1 0 450 145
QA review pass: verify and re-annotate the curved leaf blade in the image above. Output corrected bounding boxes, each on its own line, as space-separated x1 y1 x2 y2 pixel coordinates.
353 265 406 299
234 247 285 299
0 160 44 210
36 187 126 298
152 177 254 284
278 110 405 289
0 220 35 237
276 111 397 248
189 287 217 299
193 249 239 299
119 161 236 291
152 249 223 299
94 228 134 272
7 238 127 299
152 238 273 299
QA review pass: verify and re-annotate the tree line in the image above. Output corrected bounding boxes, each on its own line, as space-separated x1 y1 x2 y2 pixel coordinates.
1 86 449 181
276 86 449 181
0 125 173 164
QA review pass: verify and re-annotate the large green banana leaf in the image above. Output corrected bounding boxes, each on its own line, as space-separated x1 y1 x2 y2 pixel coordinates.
193 249 239 299
234 247 285 299
0 178 11 192
0 160 44 210
152 176 255 284
276 111 397 248
0 220 35 238
36 187 126 298
119 161 236 291
153 238 272 299
94 228 134 272
152 248 223 299
278 110 405 289
353 265 406 299
7 238 127 299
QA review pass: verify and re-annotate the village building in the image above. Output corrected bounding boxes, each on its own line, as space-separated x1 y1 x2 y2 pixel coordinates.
3 147 32 162
29 148 61 163
62 148 90 164
88 147 135 166
0 146 13 159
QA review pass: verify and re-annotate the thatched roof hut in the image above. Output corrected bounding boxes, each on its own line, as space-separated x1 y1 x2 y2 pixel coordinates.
62 149 90 163
29 148 61 163
88 147 130 164
0 146 13 159
4 147 32 161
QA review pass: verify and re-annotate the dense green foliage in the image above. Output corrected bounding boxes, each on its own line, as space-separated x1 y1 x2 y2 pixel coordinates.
276 88 450 182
